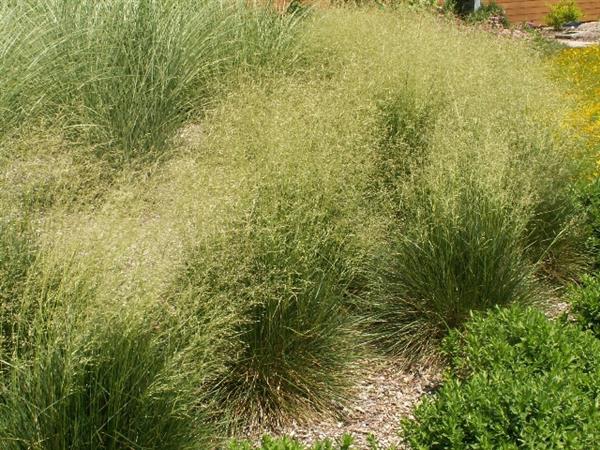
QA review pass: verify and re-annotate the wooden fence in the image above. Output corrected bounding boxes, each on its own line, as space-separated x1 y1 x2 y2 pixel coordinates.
272 0 600 24
494 0 600 24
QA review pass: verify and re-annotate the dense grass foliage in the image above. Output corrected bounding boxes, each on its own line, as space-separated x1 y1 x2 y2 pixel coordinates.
173 185 359 426
0 310 221 449
0 2 591 446
0 217 37 356
302 9 583 356
402 307 600 449
368 179 535 358
0 0 303 159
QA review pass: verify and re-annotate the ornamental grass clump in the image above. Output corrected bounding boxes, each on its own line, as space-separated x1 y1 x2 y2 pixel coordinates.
173 184 360 427
0 309 220 450
148 64 381 426
303 8 585 359
0 0 304 160
367 178 535 359
0 216 37 357
0 239 232 449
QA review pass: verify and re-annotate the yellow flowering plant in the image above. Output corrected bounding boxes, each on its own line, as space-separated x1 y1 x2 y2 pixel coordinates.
554 47 600 176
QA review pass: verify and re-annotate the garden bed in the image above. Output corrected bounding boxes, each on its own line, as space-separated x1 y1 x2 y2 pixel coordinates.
1 3 598 449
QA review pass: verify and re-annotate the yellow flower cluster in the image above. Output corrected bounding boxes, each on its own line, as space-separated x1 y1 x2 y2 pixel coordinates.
553 46 600 176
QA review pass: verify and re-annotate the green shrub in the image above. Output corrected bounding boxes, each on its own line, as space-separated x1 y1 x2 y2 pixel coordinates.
402 306 600 449
228 433 393 450
568 274 600 337
545 0 583 30
578 177 600 268
444 0 475 16
466 2 508 26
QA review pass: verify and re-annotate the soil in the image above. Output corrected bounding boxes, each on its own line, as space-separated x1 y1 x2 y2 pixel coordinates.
240 359 442 449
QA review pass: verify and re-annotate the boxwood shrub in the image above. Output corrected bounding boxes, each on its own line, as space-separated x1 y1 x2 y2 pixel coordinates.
402 306 600 449
568 274 600 338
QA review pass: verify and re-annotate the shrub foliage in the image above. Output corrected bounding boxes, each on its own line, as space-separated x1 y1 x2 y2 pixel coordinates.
545 0 583 30
402 306 600 448
568 274 600 338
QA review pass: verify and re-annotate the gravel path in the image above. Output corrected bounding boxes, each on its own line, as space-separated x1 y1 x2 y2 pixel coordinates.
550 21 600 48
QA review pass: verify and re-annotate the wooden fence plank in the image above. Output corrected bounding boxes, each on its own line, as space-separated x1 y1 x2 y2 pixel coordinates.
494 0 600 24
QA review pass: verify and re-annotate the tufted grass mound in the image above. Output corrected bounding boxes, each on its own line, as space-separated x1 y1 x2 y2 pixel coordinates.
0 0 304 160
